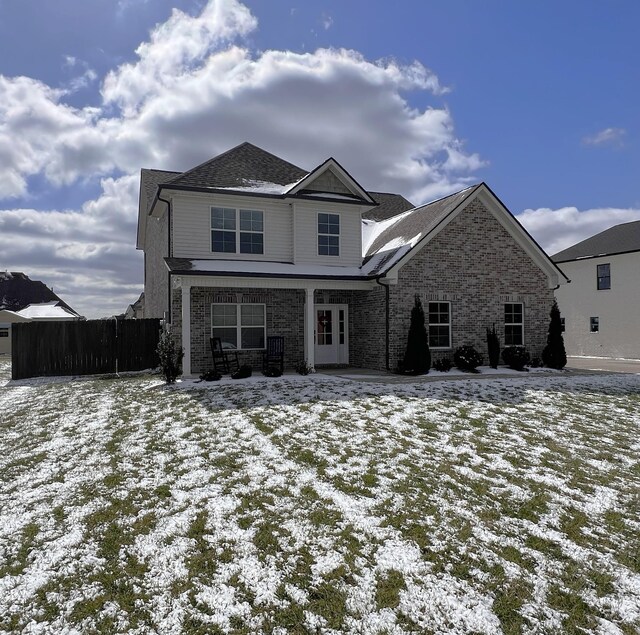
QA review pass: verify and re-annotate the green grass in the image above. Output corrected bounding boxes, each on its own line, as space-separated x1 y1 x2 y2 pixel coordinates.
0 359 639 633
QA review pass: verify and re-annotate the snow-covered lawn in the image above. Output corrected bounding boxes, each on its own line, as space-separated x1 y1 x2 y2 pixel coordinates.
0 359 639 635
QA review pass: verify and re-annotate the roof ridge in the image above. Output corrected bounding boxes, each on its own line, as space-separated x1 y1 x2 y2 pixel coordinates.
411 183 482 212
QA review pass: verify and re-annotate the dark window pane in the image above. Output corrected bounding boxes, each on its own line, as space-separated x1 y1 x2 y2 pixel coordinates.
240 232 263 254
211 207 236 230
429 325 450 348
240 305 265 326
212 230 236 252
319 234 339 256
505 325 523 346
239 210 263 232
241 327 264 349
590 317 599 333
212 327 237 349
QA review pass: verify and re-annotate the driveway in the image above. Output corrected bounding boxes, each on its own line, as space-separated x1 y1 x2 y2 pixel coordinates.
566 356 640 374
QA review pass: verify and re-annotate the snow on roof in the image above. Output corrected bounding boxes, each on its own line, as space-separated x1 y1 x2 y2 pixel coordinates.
16 302 78 320
218 179 301 195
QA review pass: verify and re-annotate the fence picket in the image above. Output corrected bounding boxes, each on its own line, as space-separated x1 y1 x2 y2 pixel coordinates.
11 319 161 380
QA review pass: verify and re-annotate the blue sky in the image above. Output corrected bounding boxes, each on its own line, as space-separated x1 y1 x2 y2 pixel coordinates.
0 0 638 317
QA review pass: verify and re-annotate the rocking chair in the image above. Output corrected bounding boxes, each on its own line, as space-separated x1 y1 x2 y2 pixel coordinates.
210 337 239 374
262 336 284 374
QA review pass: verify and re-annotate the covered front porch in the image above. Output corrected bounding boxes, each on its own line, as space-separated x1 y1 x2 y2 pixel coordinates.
171 274 380 377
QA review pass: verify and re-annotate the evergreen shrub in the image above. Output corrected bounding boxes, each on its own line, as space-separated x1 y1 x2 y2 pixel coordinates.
486 324 500 369
502 346 530 371
156 329 184 383
542 300 567 369
433 357 453 372
454 345 483 372
263 366 283 378
231 365 253 379
401 294 431 375
199 369 221 381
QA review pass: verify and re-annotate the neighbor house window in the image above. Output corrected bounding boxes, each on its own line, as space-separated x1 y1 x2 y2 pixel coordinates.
211 304 265 349
0 327 8 338
211 207 264 254
504 303 524 345
590 317 599 333
597 263 610 290
560 317 565 333
428 302 451 348
318 213 340 256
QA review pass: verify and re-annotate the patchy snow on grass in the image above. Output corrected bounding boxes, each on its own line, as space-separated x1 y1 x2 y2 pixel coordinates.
0 358 639 634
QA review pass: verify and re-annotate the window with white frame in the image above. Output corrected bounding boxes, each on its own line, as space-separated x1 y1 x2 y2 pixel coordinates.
504 303 524 345
211 304 265 349
428 302 451 348
318 213 340 256
597 263 610 290
211 207 264 254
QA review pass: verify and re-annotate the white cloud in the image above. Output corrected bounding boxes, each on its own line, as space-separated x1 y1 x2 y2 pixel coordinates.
322 14 333 30
517 205 640 256
0 0 487 317
582 127 626 147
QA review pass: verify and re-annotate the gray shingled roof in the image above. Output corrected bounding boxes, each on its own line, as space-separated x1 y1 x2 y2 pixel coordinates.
0 272 80 315
365 185 481 257
166 142 308 190
364 192 414 221
141 168 180 213
552 220 640 262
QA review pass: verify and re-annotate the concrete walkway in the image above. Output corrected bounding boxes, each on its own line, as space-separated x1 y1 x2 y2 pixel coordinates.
317 365 607 385
566 356 640 374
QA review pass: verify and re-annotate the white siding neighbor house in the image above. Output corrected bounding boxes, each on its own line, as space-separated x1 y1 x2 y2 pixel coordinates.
137 142 567 376
553 220 640 359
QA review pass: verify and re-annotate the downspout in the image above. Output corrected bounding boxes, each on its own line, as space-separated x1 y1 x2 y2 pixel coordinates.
158 192 173 321
376 275 391 371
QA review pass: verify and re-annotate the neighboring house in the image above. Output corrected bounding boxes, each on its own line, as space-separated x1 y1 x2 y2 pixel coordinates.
552 220 640 359
137 142 567 376
125 292 145 319
0 310 30 355
0 272 82 355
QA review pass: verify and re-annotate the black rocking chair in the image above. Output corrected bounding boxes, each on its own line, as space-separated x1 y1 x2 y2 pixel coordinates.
210 337 239 374
262 336 284 374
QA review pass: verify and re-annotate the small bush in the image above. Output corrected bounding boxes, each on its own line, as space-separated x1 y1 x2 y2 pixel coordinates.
156 329 184 383
295 360 313 375
454 345 483 372
530 357 542 369
199 369 221 381
486 324 500 369
263 366 283 378
433 358 453 372
502 346 530 371
231 365 252 379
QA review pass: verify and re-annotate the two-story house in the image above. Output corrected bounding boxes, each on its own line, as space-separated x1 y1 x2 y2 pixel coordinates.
137 142 567 376
552 220 640 359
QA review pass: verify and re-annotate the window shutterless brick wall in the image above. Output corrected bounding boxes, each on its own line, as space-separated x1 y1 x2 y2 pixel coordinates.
387 197 553 370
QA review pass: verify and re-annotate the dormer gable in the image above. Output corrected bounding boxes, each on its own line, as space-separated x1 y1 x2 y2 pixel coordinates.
286 158 376 205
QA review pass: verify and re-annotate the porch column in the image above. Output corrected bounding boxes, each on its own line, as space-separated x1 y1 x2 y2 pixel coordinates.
181 282 192 377
304 287 315 370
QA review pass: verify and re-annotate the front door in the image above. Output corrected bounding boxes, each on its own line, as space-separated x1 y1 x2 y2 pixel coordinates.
315 305 348 365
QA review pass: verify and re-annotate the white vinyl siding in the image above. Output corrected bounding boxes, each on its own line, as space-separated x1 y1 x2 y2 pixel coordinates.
293 200 362 266
172 192 292 261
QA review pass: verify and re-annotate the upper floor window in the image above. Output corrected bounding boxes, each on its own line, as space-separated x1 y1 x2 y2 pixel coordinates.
211 207 264 255
590 316 599 333
318 213 340 256
428 302 451 348
597 263 610 290
505 303 524 346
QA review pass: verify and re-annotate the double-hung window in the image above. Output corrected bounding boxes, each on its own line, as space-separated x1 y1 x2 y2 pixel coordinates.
211 207 264 254
597 263 610 290
590 317 599 333
211 304 266 350
318 213 340 256
428 302 451 348
504 303 524 346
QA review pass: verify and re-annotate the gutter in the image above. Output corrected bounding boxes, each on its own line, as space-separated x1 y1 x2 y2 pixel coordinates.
157 193 173 320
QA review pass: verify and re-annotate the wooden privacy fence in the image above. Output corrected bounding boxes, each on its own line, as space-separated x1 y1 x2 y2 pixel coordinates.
11 319 161 380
